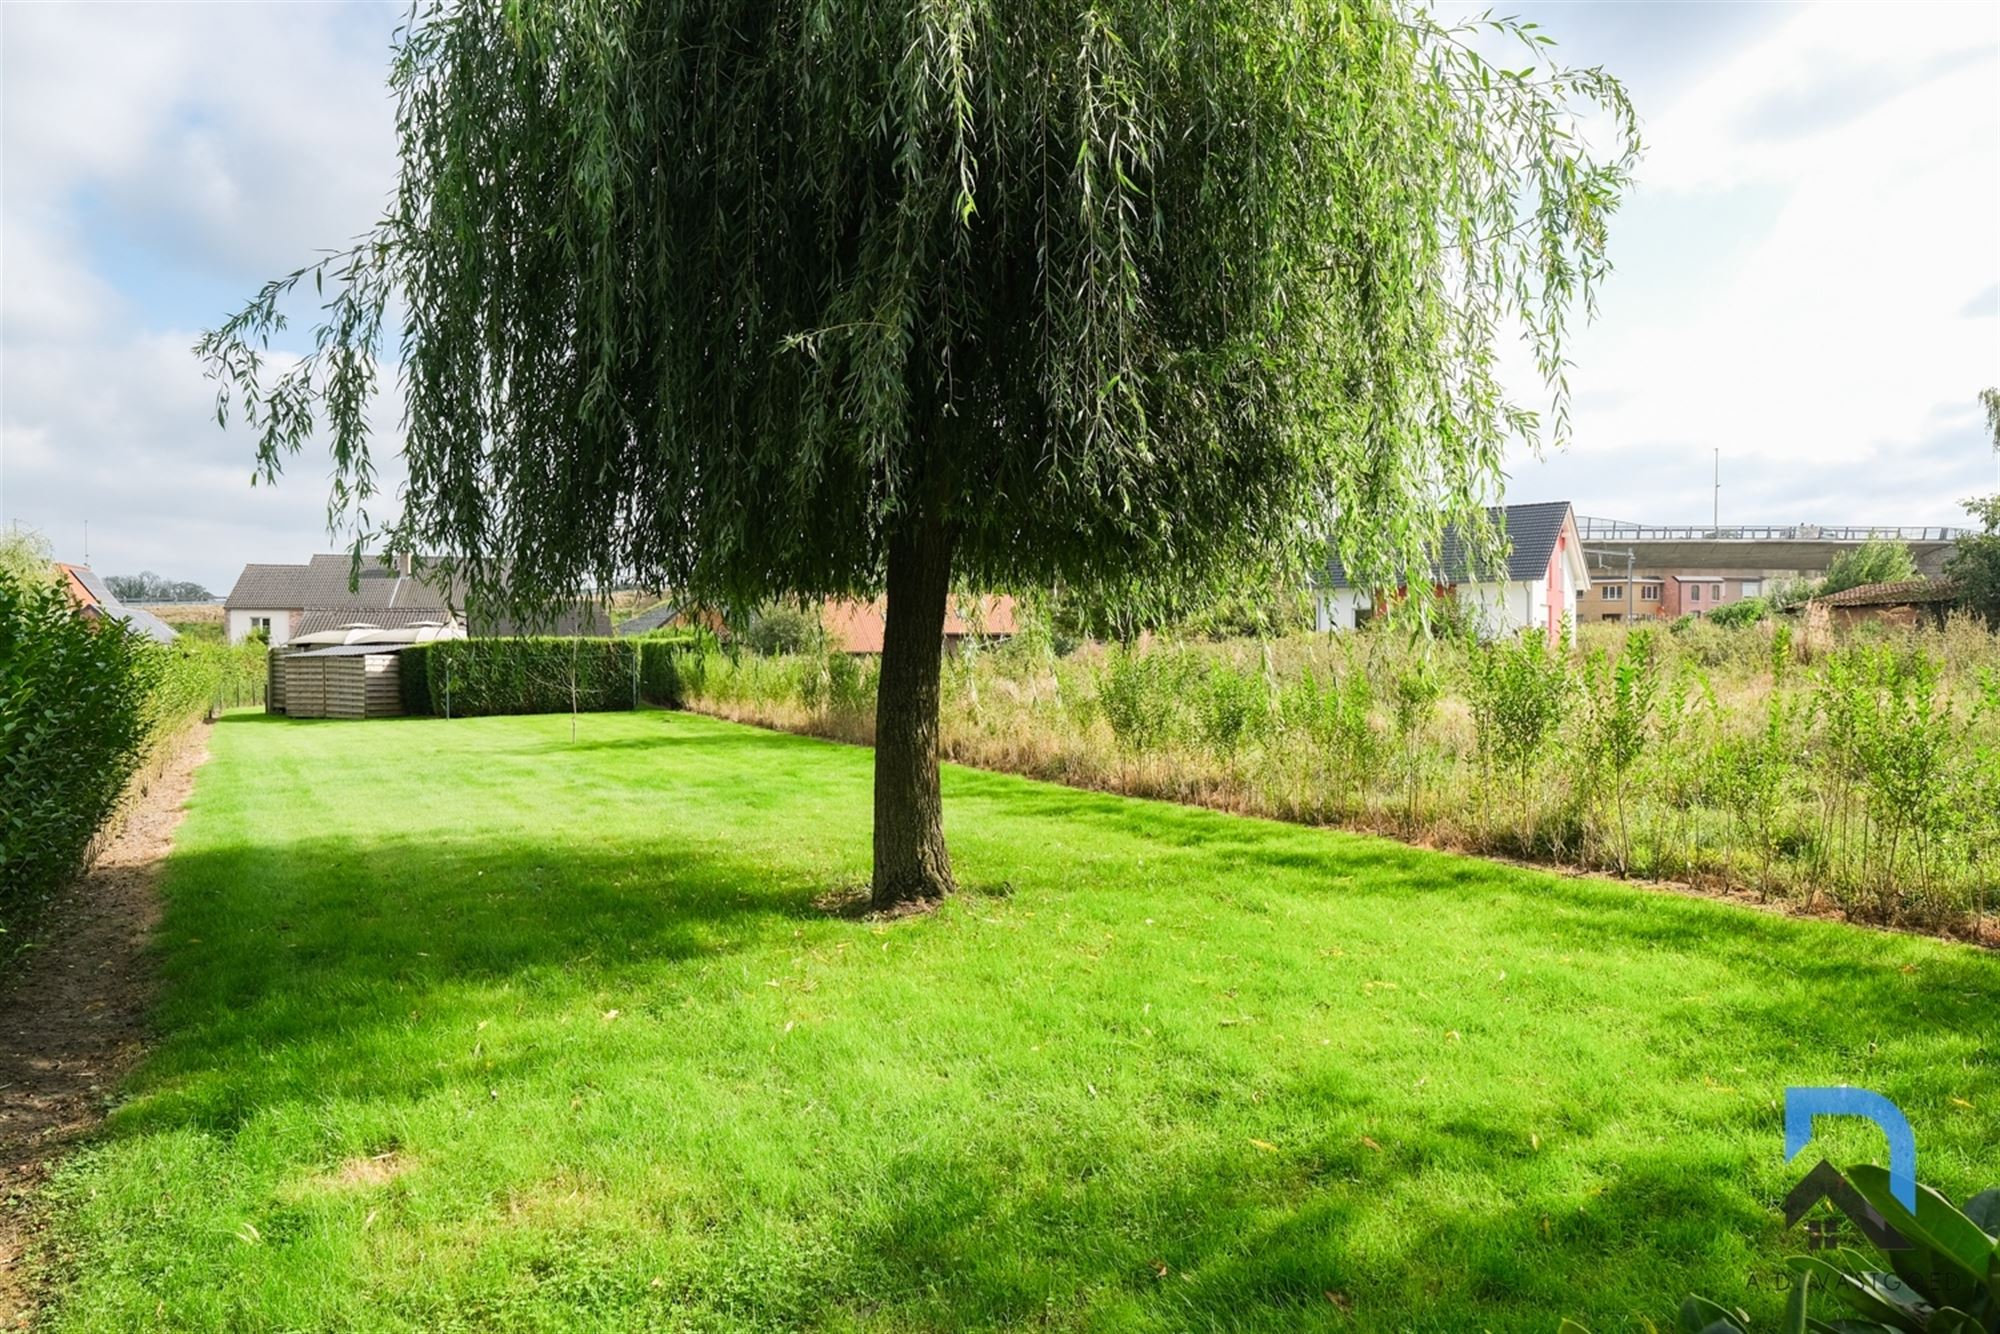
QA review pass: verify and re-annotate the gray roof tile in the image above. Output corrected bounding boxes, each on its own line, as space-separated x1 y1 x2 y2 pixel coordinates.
1323 501 1575 589
294 607 459 637
616 603 683 636
224 562 315 608
228 553 610 636
64 564 179 643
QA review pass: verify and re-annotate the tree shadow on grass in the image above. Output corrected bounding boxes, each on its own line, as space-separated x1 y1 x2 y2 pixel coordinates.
611 1095 1782 1331
118 828 853 1137
498 730 813 759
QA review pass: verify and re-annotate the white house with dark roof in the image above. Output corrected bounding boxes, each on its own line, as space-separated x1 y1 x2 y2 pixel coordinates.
225 554 431 645
223 553 611 645
1316 500 1590 640
224 562 319 645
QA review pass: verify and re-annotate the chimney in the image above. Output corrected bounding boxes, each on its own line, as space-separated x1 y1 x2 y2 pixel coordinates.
397 551 412 577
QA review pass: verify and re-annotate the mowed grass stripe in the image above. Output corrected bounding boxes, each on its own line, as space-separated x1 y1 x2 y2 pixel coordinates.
37 710 2000 1333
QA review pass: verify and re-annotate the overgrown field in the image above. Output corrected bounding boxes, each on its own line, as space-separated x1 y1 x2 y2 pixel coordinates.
34 710 2000 1331
141 602 227 646
683 616 2000 937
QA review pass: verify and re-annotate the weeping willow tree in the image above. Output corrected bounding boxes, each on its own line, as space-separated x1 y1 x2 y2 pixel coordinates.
200 1 1636 906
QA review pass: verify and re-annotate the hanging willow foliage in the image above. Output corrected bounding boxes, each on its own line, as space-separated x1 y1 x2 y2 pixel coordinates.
200 0 1636 903
200 0 1635 618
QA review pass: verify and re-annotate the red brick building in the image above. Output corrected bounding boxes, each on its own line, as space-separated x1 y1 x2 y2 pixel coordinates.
1580 569 1774 622
821 595 1017 654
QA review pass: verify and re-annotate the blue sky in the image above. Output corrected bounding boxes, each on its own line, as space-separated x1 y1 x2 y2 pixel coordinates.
2 2 1996 594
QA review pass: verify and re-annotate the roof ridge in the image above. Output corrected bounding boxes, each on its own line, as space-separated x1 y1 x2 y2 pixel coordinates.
1321 501 1574 589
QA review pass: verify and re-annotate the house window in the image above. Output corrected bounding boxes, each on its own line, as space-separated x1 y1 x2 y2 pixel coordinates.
250 616 272 633
1690 585 1702 602
1638 584 1662 601
1741 579 1762 598
1602 613 1623 623
1600 584 1624 601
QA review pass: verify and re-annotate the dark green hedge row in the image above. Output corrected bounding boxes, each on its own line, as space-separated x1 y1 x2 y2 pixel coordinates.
636 631 713 708
1 574 217 932
399 638 637 717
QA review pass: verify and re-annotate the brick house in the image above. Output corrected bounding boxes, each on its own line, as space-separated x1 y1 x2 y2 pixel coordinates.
54 563 179 643
820 596 1018 654
1580 569 1775 622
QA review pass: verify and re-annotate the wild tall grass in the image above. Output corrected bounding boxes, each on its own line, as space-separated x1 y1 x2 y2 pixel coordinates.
682 614 2000 939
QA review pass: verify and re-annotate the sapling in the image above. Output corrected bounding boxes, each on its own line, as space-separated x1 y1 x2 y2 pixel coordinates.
1391 659 1442 832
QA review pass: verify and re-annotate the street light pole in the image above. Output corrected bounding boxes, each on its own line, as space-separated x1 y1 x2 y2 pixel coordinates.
1583 546 1640 621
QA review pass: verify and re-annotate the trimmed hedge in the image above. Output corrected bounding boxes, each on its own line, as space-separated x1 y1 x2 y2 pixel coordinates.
1 573 219 932
399 638 637 718
398 645 434 716
637 631 714 708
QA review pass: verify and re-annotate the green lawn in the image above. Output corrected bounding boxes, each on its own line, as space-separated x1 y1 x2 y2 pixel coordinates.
37 711 2000 1332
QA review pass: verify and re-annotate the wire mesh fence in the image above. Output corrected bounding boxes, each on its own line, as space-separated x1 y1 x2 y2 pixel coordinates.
210 676 268 715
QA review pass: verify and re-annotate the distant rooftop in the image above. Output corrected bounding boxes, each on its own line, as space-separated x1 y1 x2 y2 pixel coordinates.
226 554 610 636
1816 579 1960 608
225 554 459 611
616 602 684 637
55 563 179 644
1322 500 1576 589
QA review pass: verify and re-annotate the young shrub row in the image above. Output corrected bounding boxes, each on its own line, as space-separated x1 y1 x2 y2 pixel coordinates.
669 613 2000 934
400 638 636 718
636 631 714 708
794 650 875 719
1098 644 1277 758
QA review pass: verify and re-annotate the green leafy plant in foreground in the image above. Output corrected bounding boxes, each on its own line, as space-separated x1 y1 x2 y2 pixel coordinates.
0 572 159 922
1614 1170 2000 1334
0 570 227 940
1783 1165 2000 1333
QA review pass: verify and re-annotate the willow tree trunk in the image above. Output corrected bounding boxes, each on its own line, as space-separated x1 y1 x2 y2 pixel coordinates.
871 503 957 907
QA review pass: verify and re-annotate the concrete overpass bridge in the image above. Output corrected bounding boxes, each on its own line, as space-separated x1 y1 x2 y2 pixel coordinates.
1575 518 1969 578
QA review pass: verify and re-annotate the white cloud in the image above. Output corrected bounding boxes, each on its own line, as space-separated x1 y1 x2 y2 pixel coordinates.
1 327 407 592
0 202 116 340
1643 3 1994 192
1 2 404 591
1511 1 2000 523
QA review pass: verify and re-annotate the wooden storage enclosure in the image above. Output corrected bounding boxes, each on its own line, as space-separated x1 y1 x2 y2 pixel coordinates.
283 654 328 718
266 645 303 713
282 649 404 720
330 652 404 720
